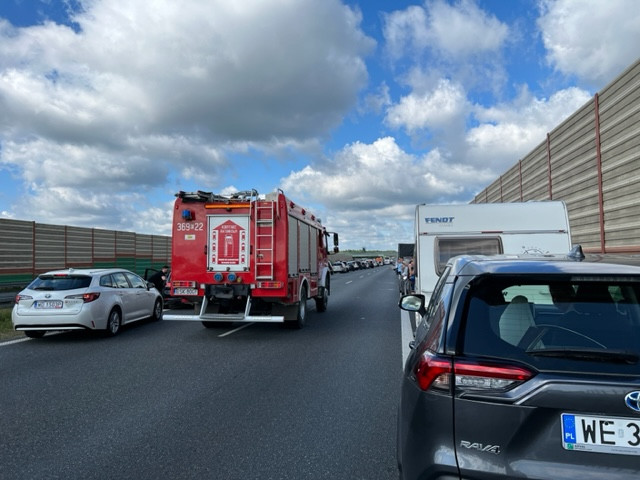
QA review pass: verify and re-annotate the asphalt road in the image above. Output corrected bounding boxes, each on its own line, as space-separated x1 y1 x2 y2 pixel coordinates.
0 266 405 480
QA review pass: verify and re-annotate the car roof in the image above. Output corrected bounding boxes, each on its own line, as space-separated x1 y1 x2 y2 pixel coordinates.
39 268 133 276
448 253 640 277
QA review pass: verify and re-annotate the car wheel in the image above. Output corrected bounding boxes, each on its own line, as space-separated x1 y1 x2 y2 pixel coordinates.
151 299 163 321
24 330 46 339
105 308 122 337
286 286 307 329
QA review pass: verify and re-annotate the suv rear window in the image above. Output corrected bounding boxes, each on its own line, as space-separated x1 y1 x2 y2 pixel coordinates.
29 275 92 291
462 275 640 371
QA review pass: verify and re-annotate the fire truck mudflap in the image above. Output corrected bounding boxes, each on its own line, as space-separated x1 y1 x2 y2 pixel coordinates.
163 189 338 328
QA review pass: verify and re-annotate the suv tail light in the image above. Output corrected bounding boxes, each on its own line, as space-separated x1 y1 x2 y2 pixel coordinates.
414 352 534 392
413 352 453 391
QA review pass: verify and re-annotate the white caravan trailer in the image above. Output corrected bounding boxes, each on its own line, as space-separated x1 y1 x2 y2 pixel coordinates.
414 201 572 300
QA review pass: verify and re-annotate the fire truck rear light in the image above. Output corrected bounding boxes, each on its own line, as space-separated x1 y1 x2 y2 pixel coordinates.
205 203 250 209
172 280 196 288
257 281 283 289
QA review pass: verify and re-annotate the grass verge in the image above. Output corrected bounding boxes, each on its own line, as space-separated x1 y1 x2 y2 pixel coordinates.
0 307 21 341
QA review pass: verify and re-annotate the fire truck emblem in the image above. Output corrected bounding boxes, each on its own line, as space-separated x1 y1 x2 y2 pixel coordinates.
211 220 246 266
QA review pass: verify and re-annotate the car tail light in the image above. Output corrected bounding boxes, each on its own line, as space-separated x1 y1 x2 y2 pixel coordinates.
414 352 533 392
82 293 101 303
453 361 533 391
66 293 101 303
15 294 33 303
413 352 453 391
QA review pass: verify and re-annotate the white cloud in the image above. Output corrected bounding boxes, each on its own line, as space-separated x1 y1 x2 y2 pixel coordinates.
466 86 592 169
383 0 509 60
0 0 374 143
538 0 640 86
385 78 468 133
0 0 375 233
424 0 509 57
280 136 494 248
283 137 460 211
362 82 391 115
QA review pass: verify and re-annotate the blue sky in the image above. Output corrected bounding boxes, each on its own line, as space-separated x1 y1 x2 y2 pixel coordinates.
1 0 639 250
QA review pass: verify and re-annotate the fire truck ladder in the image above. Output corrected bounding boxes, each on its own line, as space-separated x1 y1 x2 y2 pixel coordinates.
254 200 275 280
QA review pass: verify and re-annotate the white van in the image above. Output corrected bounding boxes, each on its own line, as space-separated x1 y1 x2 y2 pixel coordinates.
414 201 572 301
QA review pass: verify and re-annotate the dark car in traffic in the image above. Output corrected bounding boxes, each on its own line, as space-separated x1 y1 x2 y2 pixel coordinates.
397 248 640 480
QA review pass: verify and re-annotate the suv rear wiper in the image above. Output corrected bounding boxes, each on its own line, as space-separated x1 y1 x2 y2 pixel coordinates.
33 286 54 291
527 348 638 364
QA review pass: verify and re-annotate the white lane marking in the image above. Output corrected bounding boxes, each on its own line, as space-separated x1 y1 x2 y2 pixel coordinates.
0 336 30 346
401 309 414 367
345 281 353 285
0 331 65 347
218 322 254 337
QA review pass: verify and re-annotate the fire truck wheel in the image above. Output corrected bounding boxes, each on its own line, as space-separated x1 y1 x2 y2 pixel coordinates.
286 287 307 329
315 285 328 313
104 308 122 337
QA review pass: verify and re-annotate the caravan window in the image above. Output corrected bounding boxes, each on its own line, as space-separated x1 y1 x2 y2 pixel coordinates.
435 236 502 274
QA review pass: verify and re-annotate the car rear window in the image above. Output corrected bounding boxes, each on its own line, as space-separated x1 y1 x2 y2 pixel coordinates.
461 275 640 372
29 275 92 291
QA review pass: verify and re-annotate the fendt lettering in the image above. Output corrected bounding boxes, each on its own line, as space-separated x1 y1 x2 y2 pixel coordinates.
163 189 339 330
425 216 455 224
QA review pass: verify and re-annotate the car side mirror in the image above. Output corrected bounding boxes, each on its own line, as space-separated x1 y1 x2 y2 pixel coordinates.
399 294 426 317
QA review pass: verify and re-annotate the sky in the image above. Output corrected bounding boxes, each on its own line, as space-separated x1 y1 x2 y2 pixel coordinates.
0 0 639 251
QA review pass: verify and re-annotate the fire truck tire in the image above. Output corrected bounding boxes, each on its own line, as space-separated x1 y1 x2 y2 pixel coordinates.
286 287 307 329
315 285 328 313
104 308 122 337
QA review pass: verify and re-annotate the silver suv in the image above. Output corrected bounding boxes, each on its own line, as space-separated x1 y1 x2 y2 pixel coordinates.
397 248 640 479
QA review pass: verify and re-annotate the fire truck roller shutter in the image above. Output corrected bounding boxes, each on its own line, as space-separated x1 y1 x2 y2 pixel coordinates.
288 216 298 276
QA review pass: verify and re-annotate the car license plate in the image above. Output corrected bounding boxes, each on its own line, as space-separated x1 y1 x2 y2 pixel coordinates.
562 413 640 456
34 300 63 309
174 288 198 295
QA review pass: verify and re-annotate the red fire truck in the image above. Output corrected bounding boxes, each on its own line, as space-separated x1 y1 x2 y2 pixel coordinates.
162 189 339 329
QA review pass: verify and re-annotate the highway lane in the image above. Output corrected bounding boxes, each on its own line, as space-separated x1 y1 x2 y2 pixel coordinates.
0 266 404 480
